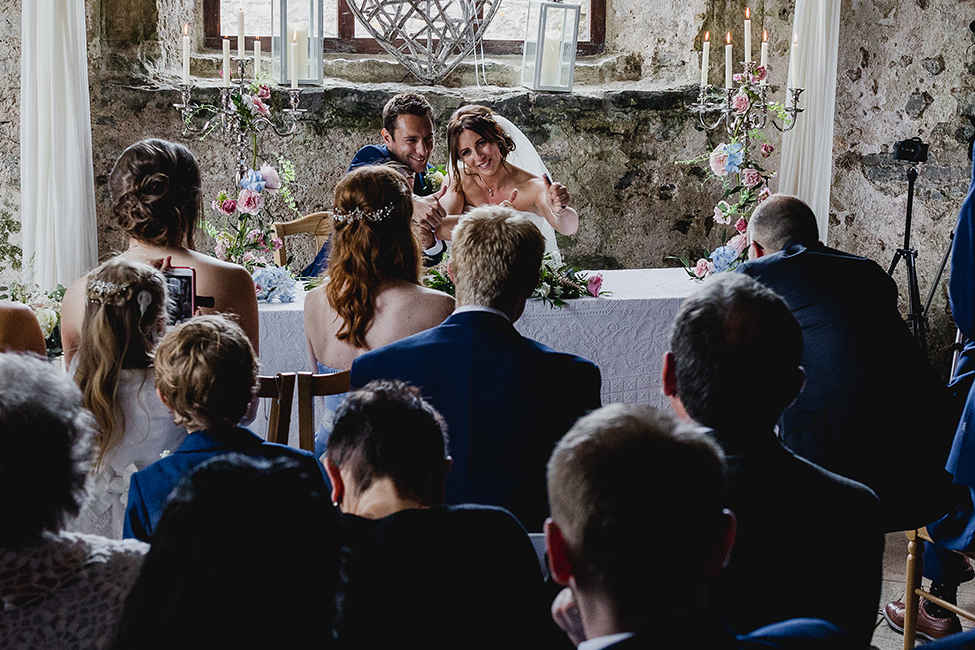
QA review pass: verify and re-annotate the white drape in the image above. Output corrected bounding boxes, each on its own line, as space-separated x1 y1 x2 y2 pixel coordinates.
20 0 98 289
778 0 841 242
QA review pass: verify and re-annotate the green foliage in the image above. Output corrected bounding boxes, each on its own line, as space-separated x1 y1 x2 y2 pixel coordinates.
0 201 23 273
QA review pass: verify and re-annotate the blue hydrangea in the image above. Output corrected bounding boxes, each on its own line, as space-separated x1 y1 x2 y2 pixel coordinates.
252 265 296 303
724 142 744 175
239 169 266 192
710 245 739 273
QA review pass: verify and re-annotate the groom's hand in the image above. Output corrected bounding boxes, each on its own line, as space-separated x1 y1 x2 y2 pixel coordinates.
412 186 447 232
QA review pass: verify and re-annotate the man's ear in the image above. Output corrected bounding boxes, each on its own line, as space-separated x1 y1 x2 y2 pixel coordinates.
662 351 678 398
446 260 454 283
381 128 394 146
545 518 574 587
324 457 344 506
749 241 765 261
706 509 737 576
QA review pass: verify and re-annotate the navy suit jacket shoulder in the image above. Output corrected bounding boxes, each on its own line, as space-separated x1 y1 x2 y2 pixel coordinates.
123 427 325 542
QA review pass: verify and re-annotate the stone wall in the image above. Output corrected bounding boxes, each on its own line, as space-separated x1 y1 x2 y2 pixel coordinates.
0 0 21 283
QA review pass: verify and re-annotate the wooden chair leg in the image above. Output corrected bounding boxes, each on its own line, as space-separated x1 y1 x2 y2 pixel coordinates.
904 530 924 650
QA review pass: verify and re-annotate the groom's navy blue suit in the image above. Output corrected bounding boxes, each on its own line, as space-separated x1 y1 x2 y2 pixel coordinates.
350 309 602 530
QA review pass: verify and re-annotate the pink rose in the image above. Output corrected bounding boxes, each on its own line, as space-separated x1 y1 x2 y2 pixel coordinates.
694 258 713 278
733 73 745 83
709 145 729 177
212 198 237 216
754 66 768 82
713 200 733 225
727 233 748 257
272 237 284 251
260 163 281 195
258 84 271 100
252 96 271 117
761 143 774 158
587 274 603 297
214 239 228 261
735 217 748 233
731 92 750 114
238 189 264 215
741 168 763 188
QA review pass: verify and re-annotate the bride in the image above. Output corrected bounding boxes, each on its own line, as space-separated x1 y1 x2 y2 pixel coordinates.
436 105 578 264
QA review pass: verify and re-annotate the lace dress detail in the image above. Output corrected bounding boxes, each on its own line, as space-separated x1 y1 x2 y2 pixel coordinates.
0 531 147 649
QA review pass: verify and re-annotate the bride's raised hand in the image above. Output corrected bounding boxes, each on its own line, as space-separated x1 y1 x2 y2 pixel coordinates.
544 174 572 213
500 189 518 209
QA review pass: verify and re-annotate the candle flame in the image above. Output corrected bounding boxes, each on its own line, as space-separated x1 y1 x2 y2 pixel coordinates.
763 30 768 41
704 31 709 42
726 32 731 45
745 7 750 19
293 30 298 43
183 23 188 36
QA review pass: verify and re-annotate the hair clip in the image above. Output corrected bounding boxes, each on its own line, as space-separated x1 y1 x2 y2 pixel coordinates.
332 203 396 223
87 279 129 305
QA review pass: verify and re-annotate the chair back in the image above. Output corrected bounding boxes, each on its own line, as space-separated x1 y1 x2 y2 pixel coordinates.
271 211 333 268
256 373 296 445
296 370 351 453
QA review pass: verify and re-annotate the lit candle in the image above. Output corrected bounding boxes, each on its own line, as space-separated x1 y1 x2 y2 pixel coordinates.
254 38 261 77
744 8 752 63
222 37 231 87
182 24 190 85
291 31 298 89
237 8 245 59
288 21 310 81
725 32 733 88
760 30 768 84
700 31 710 87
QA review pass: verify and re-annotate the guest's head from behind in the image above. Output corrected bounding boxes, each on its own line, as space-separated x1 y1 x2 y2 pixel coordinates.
663 273 803 431
0 353 93 547
446 104 516 184
74 257 169 469
153 314 256 433
324 379 450 518
110 139 202 249
381 92 436 174
449 206 544 320
546 404 734 636
747 194 819 260
111 453 338 650
327 165 420 348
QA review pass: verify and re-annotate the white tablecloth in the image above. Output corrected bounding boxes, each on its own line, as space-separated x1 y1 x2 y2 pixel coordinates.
253 268 699 443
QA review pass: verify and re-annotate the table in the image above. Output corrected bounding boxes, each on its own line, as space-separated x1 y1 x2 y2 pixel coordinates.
253 268 699 444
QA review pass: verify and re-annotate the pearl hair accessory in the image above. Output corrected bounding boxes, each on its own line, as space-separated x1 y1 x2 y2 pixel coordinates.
87 279 129 305
332 203 396 223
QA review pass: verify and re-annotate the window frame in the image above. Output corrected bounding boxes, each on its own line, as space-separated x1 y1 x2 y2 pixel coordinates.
202 0 606 56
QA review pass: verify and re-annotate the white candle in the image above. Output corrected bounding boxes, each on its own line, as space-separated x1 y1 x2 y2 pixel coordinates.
700 32 710 87
182 24 190 85
725 33 733 88
222 38 231 87
789 32 799 93
760 31 768 84
539 29 562 87
291 32 298 89
254 38 261 77
744 8 752 63
237 8 245 59
288 21 310 81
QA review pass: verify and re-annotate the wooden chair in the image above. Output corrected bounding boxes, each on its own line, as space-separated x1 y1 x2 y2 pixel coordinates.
271 211 333 268
295 370 351 453
255 373 296 445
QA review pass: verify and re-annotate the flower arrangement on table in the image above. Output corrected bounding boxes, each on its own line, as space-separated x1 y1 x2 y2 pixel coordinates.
423 254 608 309
678 63 789 279
0 281 66 359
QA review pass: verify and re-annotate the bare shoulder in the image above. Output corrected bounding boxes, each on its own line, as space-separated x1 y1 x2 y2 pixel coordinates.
372 281 455 342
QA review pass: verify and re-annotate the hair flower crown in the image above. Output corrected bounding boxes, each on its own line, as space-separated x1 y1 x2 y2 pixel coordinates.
332 203 396 223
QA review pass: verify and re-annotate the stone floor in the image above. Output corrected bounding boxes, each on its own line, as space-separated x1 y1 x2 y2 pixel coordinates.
871 532 975 650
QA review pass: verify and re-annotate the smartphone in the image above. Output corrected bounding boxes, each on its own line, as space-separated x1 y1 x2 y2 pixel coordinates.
164 267 196 326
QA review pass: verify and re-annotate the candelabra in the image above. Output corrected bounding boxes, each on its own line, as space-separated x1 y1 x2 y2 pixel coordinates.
173 58 306 183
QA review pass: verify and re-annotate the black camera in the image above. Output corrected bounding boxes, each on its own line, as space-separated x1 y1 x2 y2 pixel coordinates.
893 137 929 163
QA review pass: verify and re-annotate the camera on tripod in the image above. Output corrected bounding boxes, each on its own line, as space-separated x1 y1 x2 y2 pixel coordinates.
894 137 929 163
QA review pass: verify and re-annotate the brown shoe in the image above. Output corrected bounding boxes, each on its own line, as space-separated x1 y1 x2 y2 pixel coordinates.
884 599 963 641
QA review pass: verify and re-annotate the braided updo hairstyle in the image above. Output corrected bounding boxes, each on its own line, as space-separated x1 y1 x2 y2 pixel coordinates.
110 139 202 249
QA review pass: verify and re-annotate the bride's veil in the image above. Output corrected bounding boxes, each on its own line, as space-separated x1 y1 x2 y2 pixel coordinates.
493 114 562 266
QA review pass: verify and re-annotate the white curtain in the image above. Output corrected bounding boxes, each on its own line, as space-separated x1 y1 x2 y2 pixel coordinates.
778 0 841 242
21 0 98 289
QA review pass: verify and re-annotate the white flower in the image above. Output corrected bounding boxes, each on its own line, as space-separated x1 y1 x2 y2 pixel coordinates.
34 308 58 339
159 450 172 459
537 282 551 298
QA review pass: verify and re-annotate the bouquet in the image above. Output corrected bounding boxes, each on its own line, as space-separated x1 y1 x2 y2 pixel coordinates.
0 281 66 359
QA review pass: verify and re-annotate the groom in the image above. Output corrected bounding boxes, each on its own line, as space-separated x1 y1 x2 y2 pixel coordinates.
303 93 447 276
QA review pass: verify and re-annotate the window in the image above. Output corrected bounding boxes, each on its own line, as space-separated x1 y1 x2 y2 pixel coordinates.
204 0 605 56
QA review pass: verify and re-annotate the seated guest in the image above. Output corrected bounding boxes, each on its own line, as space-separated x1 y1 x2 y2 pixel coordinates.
111 454 339 650
324 379 554 648
546 403 861 649
739 193 955 532
0 300 46 355
351 207 602 530
0 353 148 650
123 315 325 542
303 165 454 459
662 273 883 644
68 258 187 539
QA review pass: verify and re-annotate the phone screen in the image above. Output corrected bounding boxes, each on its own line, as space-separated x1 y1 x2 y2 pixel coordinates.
164 270 195 325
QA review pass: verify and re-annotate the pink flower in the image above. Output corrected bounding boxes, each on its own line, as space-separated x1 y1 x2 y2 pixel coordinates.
260 163 281 195
735 217 748 233
761 143 774 158
246 229 264 244
757 185 772 205
727 233 749 257
238 189 264 215
709 145 729 177
587 274 603 297
214 239 228 261
731 92 750 114
242 251 256 263
252 96 271 117
212 198 237 216
754 66 768 82
713 200 733 225
733 73 745 83
272 237 284 251
694 258 713 278
741 168 763 188
257 84 271 100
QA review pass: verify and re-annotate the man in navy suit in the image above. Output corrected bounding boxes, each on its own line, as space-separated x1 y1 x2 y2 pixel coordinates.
350 206 602 531
737 193 955 533
123 315 325 542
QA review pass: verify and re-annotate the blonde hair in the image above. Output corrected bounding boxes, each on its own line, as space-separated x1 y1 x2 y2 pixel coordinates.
74 258 168 470
450 206 544 309
154 315 257 431
325 166 420 349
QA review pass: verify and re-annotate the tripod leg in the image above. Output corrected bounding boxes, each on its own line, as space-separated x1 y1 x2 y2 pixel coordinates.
904 250 927 356
888 249 904 276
